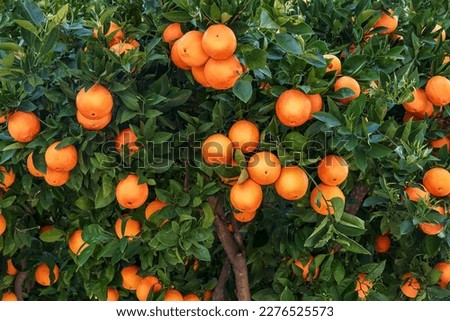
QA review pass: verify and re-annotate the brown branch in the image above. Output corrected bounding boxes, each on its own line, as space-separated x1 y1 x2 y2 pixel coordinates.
14 259 28 301
345 182 370 215
213 258 230 301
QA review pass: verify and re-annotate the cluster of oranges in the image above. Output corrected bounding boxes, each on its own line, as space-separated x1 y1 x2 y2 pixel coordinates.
164 22 243 90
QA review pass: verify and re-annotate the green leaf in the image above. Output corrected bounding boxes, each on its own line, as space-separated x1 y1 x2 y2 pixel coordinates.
0 196 16 209
354 147 367 172
0 43 22 51
280 286 295 300
365 143 391 159
233 76 253 103
244 49 268 69
201 202 215 228
359 261 386 280
155 230 178 247
275 33 302 55
191 244 211 261
210 3 221 21
54 4 69 24
312 112 342 127
40 27 59 55
14 19 39 36
300 53 327 68
342 55 367 75
161 11 192 23
333 260 345 284
152 132 172 143
336 234 370 255
95 179 115 209
39 228 65 243
260 10 279 29
284 132 307 151
304 217 330 247
21 0 46 26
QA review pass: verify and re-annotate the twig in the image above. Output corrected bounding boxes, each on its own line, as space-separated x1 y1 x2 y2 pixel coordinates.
213 258 230 301
14 259 28 301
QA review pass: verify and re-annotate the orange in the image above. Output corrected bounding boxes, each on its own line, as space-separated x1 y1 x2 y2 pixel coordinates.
404 185 430 202
0 166 15 190
115 128 139 155
400 272 421 299
229 178 263 213
39 225 54 235
35 262 60 286
44 169 70 187
203 289 213 301
294 256 319 281
412 100 435 119
191 65 211 87
27 152 44 178
201 133 233 165
6 259 18 276
418 206 446 235
203 55 243 90
374 235 391 253
136 276 162 301
107 287 119 301
355 273 373 300
430 136 450 151
7 111 41 143
228 120 259 154
323 54 341 75
274 166 309 200
145 199 168 220
402 88 429 114
425 75 450 106
310 183 346 215
275 89 311 127
307 93 323 120
247 151 281 185
45 141 78 172
0 112 8 124
0 214 5 236
163 23 183 43
317 155 349 186
109 42 135 56
202 24 237 60
372 10 398 35
116 174 149 209
177 31 209 67
334 76 361 105
93 21 125 47
183 293 200 301
170 39 191 70
233 211 256 223
1 292 17 301
434 262 450 288
76 83 114 120
164 288 184 301
68 229 89 255
115 215 142 239
403 111 418 122
121 265 143 290
422 167 450 197
77 111 111 131
443 56 450 65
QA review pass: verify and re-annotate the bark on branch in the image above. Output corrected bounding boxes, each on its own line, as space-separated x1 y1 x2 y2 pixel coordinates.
14 259 28 301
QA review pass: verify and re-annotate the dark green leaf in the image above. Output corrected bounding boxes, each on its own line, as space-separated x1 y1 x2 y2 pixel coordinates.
275 33 302 55
233 76 253 103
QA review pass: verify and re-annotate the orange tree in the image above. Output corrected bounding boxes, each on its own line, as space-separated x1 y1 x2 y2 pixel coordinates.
0 0 449 301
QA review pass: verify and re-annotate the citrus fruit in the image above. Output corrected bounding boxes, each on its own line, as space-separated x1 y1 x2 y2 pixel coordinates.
163 22 183 43
310 183 346 215
307 93 323 120
275 89 312 127
355 273 373 300
145 199 168 220
136 276 162 301
44 169 70 187
434 262 450 288
35 262 60 286
334 76 361 105
229 178 263 213
274 166 309 200
202 24 237 60
317 155 349 186
418 206 446 235
375 235 391 253
400 272 421 299
372 10 398 35
203 55 243 90
247 151 281 185
177 31 209 67
422 167 450 197
201 133 233 165
115 215 142 239
1 292 17 301
191 65 211 87
430 136 450 151
323 54 341 75
107 287 119 301
7 111 41 143
170 39 191 70
45 141 78 172
27 152 44 178
164 288 184 301
115 128 139 155
68 229 89 255
0 166 15 190
6 259 18 276
228 120 259 154
121 265 143 290
76 111 112 131
116 174 149 209
109 42 135 56
0 214 6 236
233 211 257 223
183 293 201 301
294 256 319 281
402 88 430 114
76 83 114 120
425 75 450 106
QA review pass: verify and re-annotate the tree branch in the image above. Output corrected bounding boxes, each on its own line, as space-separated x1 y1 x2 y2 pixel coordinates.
14 259 28 301
213 258 230 301
345 182 370 215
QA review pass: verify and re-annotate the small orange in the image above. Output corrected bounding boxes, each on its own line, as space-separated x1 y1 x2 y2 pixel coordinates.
109 42 135 56
372 10 398 35
76 111 112 131
106 287 119 301
116 174 149 209
422 167 450 197
0 213 5 236
418 206 446 235
307 93 323 120
0 166 15 190
201 24 237 60
115 128 139 155
76 83 114 120
129 39 140 48
404 185 429 202
228 120 259 154
1 292 17 301
44 169 70 187
0 112 8 124
115 215 142 239
145 199 168 220
425 75 450 106
121 265 143 290
434 262 450 288
403 111 418 123
35 262 60 286
430 136 450 151
93 21 125 47
170 39 191 70
334 76 361 105
177 31 209 67
27 152 44 178
274 166 309 200
402 88 429 114
201 133 233 165
7 111 41 143
203 55 243 90
45 141 78 172
323 54 341 75
317 155 349 186
191 65 211 87
310 183 345 215
229 178 263 213
355 273 373 300
183 293 201 301
6 259 18 276
136 276 162 301
203 289 213 301
233 211 257 223
275 89 312 127
400 272 421 299
374 235 391 253
164 288 184 301
68 229 89 255
294 256 320 281
247 151 281 185
163 23 183 43
39 225 55 235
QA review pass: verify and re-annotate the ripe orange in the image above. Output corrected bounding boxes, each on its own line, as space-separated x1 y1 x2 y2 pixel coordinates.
403 111 418 122
203 55 243 90
430 136 450 151
6 259 18 276
228 120 259 154
247 151 281 185
402 88 429 114
307 93 323 120
177 31 209 67
121 265 143 290
7 111 41 143
418 206 446 235
400 272 421 299
191 65 211 87
294 256 319 281
334 76 361 105
35 262 60 286
109 42 135 56
323 54 341 75
404 185 430 202
203 289 213 301
76 111 112 131
310 183 346 215
202 24 237 60
425 75 450 106
183 293 200 301
27 152 44 178
170 39 191 70
115 128 139 155
275 89 312 127
39 225 55 235
164 288 184 301
44 169 70 187
372 10 398 35
93 21 125 47
434 262 450 288
422 167 450 197
233 211 257 223
115 215 142 239
76 83 114 120
163 23 183 43
0 166 15 190
107 287 119 301
201 133 233 165
145 199 168 220
1 292 17 301
116 174 149 209
375 235 391 253
229 178 263 213
68 229 89 255
317 155 349 186
413 100 435 119
136 276 162 301
0 112 8 124
0 214 5 236
130 39 140 48
45 141 78 172
274 166 309 200
355 273 373 300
